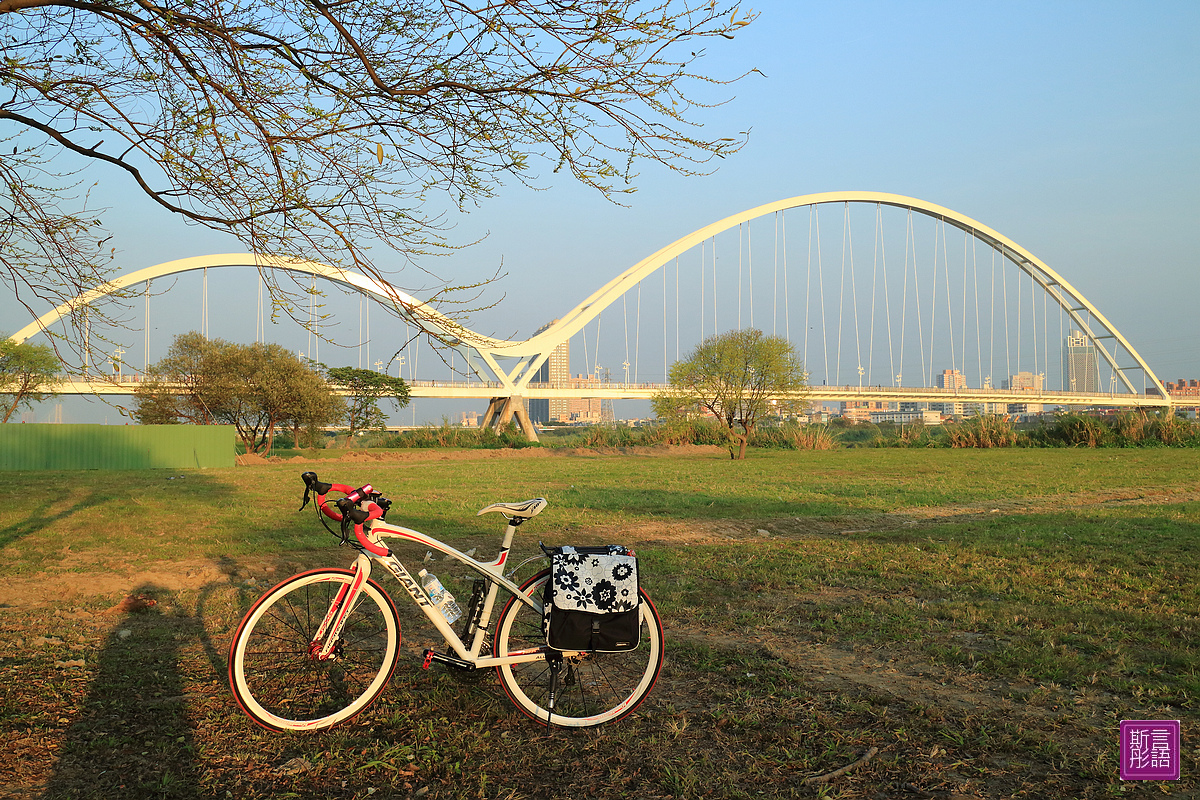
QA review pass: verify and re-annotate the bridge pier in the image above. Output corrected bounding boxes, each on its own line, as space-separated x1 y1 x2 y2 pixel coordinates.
481 396 539 443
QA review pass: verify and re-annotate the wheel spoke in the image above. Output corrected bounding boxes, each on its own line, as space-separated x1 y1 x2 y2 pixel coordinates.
230 570 401 731
494 570 662 727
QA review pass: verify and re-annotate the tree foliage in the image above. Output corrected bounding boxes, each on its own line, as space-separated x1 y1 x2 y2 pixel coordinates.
0 338 61 422
324 365 409 437
134 332 344 452
2 0 755 362
653 328 808 459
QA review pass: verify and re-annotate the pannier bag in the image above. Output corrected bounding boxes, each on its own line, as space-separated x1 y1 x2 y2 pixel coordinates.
542 545 641 652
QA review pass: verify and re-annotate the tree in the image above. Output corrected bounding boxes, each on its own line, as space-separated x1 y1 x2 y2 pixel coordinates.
653 329 808 460
133 332 218 425
2 1 755 363
324 366 410 438
282 361 349 449
134 333 345 452
0 338 61 422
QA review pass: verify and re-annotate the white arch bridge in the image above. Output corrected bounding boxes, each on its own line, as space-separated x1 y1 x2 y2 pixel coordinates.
12 191 1171 437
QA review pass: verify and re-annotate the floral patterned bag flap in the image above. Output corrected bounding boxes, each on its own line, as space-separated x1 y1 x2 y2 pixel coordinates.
542 545 641 652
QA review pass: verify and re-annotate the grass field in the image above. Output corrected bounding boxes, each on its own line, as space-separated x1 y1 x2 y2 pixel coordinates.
0 447 1196 799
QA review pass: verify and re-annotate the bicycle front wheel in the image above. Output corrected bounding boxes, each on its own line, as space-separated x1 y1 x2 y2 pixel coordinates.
493 569 664 727
228 568 401 732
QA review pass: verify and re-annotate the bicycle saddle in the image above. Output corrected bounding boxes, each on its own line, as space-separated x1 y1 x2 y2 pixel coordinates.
476 498 548 519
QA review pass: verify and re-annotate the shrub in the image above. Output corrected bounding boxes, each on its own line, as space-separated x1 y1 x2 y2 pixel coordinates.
1150 412 1200 447
382 420 538 449
637 419 732 447
943 415 1017 448
1029 413 1112 448
874 422 940 448
784 424 840 450
577 425 639 448
1113 409 1150 445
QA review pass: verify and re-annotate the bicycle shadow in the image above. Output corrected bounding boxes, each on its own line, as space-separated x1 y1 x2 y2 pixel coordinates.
39 583 203 800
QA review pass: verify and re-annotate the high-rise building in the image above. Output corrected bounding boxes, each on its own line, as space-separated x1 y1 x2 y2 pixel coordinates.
527 320 570 423
1062 330 1099 393
937 369 967 390
1004 371 1044 391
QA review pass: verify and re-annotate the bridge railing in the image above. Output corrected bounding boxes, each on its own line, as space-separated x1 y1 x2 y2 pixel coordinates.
47 374 1170 405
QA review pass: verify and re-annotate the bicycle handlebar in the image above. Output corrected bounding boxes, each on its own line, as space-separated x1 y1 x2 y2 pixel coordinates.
299 471 391 556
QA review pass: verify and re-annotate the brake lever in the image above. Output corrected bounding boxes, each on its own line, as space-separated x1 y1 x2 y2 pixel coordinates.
371 493 392 519
300 471 330 512
336 498 372 545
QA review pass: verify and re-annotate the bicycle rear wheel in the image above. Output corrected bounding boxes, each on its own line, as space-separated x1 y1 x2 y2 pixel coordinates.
493 569 664 727
229 568 401 732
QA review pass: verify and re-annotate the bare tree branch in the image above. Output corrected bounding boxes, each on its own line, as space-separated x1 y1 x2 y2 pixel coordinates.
2 0 756 365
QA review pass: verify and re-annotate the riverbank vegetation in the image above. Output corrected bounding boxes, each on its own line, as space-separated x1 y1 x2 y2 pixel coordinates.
265 410 1200 456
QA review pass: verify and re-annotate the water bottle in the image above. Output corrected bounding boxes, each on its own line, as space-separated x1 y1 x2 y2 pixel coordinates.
418 569 462 625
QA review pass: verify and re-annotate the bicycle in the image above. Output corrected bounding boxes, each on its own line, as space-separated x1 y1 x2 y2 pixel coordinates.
228 472 664 731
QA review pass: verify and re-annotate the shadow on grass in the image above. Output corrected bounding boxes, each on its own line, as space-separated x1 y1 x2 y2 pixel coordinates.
40 584 201 799
0 490 112 551
0 471 237 552
35 558 277 800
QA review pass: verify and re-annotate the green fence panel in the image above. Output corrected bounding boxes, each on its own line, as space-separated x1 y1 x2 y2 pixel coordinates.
0 424 235 470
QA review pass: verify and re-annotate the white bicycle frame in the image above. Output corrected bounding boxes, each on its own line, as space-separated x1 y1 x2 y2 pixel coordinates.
312 513 548 669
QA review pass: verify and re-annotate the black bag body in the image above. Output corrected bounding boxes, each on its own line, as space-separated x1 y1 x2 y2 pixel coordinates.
542 545 640 652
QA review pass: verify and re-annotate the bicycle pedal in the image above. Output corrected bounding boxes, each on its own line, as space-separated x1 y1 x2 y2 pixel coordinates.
422 649 434 670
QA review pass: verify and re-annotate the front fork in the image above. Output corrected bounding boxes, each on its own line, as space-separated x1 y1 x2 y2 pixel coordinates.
310 553 373 661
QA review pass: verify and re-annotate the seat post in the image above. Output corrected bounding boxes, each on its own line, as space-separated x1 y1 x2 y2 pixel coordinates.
499 517 525 552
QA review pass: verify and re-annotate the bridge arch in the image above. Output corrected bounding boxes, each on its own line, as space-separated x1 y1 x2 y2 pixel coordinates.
508 191 1169 403
10 253 511 352
9 192 1170 407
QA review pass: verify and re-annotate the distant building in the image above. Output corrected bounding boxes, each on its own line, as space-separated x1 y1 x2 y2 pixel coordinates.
929 401 966 417
1007 402 1044 414
527 320 571 423
1004 371 1044 391
1163 379 1200 410
965 402 1010 416
870 409 943 426
1063 330 1099 393
840 400 893 422
565 375 604 422
937 369 967 390
1003 372 1044 413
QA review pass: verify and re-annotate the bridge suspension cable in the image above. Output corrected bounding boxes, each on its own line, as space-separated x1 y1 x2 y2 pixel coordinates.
9 193 1171 419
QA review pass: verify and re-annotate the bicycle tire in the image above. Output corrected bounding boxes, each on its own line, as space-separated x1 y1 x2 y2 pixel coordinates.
493 568 664 727
228 568 401 732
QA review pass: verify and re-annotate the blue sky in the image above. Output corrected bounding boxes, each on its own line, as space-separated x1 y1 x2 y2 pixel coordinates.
6 1 1198 423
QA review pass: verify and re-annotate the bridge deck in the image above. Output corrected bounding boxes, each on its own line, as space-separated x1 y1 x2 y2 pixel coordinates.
52 377 1170 408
